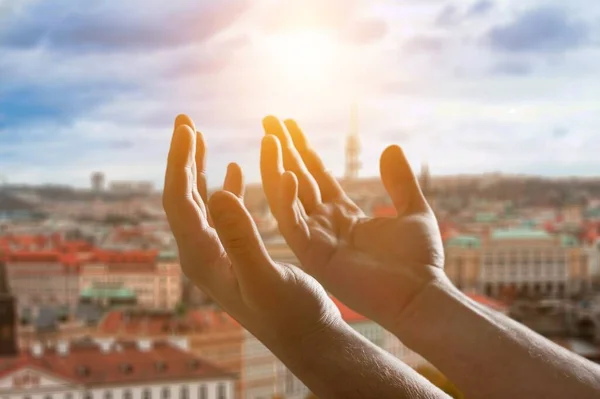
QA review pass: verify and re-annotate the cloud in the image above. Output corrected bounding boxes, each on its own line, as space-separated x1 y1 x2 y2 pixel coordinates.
262 0 387 45
435 4 460 27
0 0 250 52
342 18 388 45
403 35 446 53
489 60 533 76
468 0 494 17
486 6 589 53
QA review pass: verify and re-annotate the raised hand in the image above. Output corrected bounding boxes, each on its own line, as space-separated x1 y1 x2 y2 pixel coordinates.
260 116 446 332
163 114 341 347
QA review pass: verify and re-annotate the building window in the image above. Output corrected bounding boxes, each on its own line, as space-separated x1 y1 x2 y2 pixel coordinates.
142 389 152 399
161 388 170 399
179 387 189 399
198 385 208 399
104 391 112 399
65 393 73 399
217 383 227 399
84 393 93 399
44 395 53 399
123 391 132 399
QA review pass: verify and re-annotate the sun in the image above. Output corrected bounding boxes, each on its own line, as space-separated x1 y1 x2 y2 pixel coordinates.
264 31 338 87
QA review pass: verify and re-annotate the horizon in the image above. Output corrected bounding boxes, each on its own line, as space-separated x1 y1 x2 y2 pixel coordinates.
2 0 600 187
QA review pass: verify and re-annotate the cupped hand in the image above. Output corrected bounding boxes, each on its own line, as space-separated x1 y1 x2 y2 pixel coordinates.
260 116 446 332
163 115 341 346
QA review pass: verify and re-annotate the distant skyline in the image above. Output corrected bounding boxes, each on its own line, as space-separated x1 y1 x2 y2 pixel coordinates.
1 0 600 188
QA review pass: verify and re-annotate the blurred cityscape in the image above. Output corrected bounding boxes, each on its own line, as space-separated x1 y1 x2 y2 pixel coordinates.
0 111 599 399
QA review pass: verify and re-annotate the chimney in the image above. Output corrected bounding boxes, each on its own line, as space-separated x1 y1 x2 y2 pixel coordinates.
31 342 44 358
95 338 114 354
137 339 152 352
167 337 189 351
57 340 69 357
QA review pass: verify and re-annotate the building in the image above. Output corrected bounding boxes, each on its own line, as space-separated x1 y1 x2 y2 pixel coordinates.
91 172 106 193
444 227 591 299
0 338 236 399
242 297 428 399
98 308 245 399
0 261 18 357
80 250 181 310
109 181 154 196
344 103 361 181
1 234 89 317
0 262 233 399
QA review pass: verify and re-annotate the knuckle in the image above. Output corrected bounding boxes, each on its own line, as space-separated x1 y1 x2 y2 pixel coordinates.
226 234 249 253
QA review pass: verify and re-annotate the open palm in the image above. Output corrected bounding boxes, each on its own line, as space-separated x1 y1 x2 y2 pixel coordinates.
260 116 446 330
163 115 341 345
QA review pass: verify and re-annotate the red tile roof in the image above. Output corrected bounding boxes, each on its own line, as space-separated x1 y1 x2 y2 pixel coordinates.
330 297 367 323
98 309 240 336
467 293 508 312
0 340 234 386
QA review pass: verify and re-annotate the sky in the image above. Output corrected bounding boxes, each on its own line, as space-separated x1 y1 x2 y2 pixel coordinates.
1 0 600 189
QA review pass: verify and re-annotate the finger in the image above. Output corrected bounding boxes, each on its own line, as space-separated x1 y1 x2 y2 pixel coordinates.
278 171 311 253
380 145 429 216
173 114 204 211
223 163 244 198
163 124 208 237
195 131 209 204
284 119 345 203
209 191 277 286
262 115 321 213
260 135 285 213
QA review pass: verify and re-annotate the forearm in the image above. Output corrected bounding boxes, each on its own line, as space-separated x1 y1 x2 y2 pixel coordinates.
394 277 600 399
265 319 448 399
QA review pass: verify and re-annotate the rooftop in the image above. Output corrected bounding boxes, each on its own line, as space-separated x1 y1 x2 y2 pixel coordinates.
0 339 234 386
81 285 136 300
491 227 552 241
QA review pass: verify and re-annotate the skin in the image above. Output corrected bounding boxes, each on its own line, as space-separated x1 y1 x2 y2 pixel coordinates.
259 115 445 332
163 114 447 399
259 115 600 399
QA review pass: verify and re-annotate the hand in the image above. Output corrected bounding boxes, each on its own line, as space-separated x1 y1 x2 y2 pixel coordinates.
163 115 341 348
260 116 446 333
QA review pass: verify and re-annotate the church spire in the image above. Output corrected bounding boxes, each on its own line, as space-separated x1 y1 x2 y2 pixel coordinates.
345 103 361 180
0 261 9 295
0 259 18 356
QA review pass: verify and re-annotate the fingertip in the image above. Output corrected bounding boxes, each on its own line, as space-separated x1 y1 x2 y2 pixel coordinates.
224 162 244 197
261 134 281 151
380 145 410 176
283 118 296 128
281 170 298 188
262 115 280 130
169 125 195 163
208 190 240 220
174 114 195 130
280 171 298 205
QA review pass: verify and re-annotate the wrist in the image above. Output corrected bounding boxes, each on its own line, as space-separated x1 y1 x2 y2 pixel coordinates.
273 317 353 371
391 273 464 347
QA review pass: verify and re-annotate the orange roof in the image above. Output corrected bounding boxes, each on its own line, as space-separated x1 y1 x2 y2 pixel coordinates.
92 249 158 264
99 309 240 336
0 340 233 385
330 297 367 323
467 293 507 312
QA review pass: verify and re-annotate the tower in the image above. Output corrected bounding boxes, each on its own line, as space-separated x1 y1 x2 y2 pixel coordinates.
419 162 436 210
419 163 431 197
91 172 105 193
0 260 18 356
345 104 361 180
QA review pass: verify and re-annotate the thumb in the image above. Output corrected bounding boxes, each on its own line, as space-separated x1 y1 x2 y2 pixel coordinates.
208 190 275 282
380 145 429 216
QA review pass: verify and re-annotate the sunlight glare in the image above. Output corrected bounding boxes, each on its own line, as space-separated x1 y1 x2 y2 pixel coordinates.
265 31 338 89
